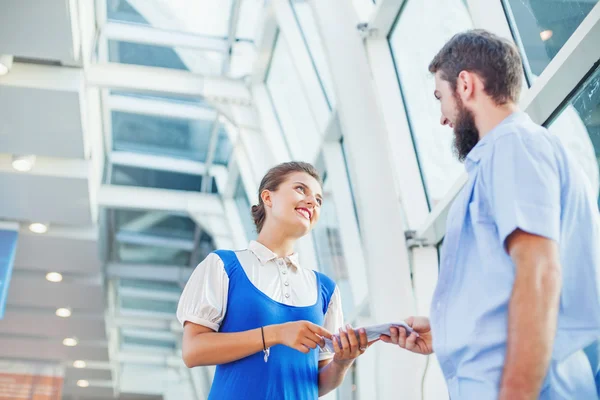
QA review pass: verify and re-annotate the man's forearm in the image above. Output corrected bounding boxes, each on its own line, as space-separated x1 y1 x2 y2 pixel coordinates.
318 359 352 396
499 261 561 399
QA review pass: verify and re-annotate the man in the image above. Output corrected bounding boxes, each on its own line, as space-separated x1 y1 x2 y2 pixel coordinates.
382 30 600 399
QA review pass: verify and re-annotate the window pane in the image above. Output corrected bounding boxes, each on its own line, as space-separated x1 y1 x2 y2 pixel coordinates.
121 297 179 314
547 66 600 207
312 181 355 317
389 0 472 208
114 209 196 240
266 35 321 161
214 127 234 166
112 165 218 193
111 111 214 162
228 41 257 78
290 0 336 108
114 241 192 265
108 40 224 75
107 0 232 38
504 0 599 82
234 178 257 240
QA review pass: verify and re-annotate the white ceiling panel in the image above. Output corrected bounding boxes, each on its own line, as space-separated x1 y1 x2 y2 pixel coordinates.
0 311 107 340
0 84 85 159
6 274 105 312
0 337 109 362
0 172 92 225
14 228 101 274
0 0 79 64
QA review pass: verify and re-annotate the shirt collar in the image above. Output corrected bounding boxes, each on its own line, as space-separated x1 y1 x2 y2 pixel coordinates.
465 111 528 171
248 240 300 270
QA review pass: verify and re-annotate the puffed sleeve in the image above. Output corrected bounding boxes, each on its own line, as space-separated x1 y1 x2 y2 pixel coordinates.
176 252 229 331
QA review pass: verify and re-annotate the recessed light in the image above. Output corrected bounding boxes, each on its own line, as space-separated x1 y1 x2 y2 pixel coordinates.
540 30 553 41
63 337 78 347
73 360 86 369
46 272 63 283
29 223 48 234
76 380 89 388
56 308 71 318
12 155 36 172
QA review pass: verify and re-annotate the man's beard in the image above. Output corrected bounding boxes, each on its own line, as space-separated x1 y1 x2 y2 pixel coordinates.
452 96 480 162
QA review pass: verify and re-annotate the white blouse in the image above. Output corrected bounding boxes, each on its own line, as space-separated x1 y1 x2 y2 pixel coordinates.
177 241 344 361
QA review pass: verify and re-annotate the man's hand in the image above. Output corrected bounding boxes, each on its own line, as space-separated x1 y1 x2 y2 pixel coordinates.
380 316 433 355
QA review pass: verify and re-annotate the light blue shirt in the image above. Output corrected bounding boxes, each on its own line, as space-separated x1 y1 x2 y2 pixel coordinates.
431 112 600 399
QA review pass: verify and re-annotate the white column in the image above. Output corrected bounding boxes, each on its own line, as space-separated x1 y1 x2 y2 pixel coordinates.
310 0 423 397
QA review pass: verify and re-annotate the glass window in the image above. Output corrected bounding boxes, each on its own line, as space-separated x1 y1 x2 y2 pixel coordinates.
113 240 192 266
111 111 214 161
214 127 234 165
266 35 321 162
114 209 196 240
547 65 600 208
112 165 218 193
312 179 355 317
120 297 179 314
121 332 176 350
108 40 224 75
290 0 336 108
106 0 232 38
503 0 599 82
234 178 257 241
389 0 473 209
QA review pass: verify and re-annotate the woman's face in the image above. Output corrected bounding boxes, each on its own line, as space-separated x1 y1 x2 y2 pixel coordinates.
262 171 323 237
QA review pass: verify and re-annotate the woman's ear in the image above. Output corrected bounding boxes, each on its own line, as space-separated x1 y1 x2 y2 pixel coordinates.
260 189 272 208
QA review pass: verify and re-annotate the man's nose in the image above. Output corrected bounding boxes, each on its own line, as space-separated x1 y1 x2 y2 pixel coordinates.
440 115 449 126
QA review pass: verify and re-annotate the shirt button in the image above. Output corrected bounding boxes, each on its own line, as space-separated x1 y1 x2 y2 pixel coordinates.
285 293 290 298
281 270 287 275
436 302 441 310
284 282 289 286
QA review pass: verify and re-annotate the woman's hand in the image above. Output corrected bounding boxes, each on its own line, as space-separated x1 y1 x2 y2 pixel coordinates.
380 316 434 355
274 321 332 354
332 324 377 366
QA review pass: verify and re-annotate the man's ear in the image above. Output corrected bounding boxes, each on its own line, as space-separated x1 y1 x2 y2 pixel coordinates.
457 70 476 101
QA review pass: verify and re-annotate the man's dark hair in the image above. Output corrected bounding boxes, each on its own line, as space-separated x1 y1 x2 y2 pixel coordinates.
429 29 523 105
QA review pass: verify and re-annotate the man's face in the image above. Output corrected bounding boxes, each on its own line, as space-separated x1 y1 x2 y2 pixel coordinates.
434 72 480 162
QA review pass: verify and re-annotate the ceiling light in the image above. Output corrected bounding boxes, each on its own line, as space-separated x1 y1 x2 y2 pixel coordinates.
0 55 13 76
63 337 78 347
73 360 86 369
46 272 63 283
56 308 71 318
29 223 48 234
540 30 553 41
11 155 36 172
76 380 89 388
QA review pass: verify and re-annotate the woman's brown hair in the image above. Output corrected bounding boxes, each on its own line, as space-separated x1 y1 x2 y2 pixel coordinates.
251 162 322 233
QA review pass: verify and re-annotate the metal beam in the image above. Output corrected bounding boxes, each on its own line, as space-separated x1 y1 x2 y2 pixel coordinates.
97 185 224 216
104 22 229 53
86 63 252 106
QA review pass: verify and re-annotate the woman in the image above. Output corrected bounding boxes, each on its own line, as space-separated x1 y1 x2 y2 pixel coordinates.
177 162 372 399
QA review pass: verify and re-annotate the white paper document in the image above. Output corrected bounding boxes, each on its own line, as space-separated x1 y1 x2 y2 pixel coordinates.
323 322 418 352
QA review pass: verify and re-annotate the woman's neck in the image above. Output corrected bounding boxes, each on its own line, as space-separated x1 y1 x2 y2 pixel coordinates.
256 224 297 258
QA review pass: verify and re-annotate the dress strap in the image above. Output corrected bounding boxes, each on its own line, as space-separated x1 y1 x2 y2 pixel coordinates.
315 271 336 315
213 250 241 277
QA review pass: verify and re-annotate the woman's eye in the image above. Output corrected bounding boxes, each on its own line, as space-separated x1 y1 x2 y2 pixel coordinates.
296 186 305 193
317 199 322 206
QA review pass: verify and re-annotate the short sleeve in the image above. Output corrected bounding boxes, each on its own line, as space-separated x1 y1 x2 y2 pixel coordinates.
319 285 344 361
176 252 229 331
487 132 561 246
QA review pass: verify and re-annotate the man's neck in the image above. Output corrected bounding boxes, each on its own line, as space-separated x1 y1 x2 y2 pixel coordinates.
475 102 519 140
